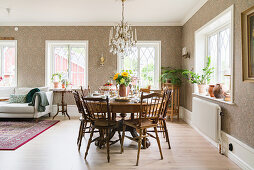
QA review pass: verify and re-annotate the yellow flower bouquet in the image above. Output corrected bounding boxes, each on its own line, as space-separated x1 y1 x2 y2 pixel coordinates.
113 70 132 87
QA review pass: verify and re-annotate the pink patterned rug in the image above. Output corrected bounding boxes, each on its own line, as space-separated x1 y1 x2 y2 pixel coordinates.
0 120 59 150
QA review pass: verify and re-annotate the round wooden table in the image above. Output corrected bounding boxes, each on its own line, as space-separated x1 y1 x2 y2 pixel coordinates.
95 99 151 148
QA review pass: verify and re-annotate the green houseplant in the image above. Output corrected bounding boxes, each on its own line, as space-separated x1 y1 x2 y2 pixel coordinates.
51 73 62 88
161 68 188 85
183 56 214 94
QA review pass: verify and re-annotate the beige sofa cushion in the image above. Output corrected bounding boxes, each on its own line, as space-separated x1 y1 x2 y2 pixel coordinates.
15 88 33 95
0 102 34 113
15 87 49 95
0 87 15 98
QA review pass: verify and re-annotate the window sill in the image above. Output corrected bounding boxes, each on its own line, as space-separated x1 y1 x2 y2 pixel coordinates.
192 93 235 105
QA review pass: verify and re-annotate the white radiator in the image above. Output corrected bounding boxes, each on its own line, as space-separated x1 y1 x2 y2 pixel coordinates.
192 97 222 145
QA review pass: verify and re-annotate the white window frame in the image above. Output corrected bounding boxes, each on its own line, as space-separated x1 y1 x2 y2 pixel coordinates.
206 23 231 84
194 5 234 104
0 40 18 87
45 40 88 88
117 41 161 90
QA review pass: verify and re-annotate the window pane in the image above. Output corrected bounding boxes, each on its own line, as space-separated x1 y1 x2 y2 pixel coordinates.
123 47 138 76
70 47 86 87
140 47 155 88
208 34 218 84
54 46 68 75
219 28 230 91
0 46 16 87
121 44 159 89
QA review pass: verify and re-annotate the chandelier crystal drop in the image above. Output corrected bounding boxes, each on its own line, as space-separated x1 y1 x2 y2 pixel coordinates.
109 0 137 58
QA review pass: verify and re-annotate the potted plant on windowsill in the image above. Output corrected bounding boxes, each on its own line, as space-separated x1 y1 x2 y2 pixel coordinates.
51 73 62 89
183 56 214 95
61 79 68 89
113 71 132 97
161 68 188 85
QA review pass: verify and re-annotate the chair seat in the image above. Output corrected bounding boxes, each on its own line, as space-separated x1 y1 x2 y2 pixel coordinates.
124 118 157 129
93 119 117 128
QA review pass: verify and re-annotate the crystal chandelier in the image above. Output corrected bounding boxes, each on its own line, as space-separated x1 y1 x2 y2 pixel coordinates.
109 0 137 58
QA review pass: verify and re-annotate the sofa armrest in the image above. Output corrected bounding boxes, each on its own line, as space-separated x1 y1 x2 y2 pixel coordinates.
45 91 54 106
34 91 53 113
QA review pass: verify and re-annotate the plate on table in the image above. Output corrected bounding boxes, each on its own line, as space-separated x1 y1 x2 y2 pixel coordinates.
114 97 130 102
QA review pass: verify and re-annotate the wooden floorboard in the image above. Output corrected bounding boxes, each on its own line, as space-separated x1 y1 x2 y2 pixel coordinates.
0 117 240 170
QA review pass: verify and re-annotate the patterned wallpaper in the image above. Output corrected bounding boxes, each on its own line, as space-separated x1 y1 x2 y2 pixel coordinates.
0 26 182 104
182 0 254 147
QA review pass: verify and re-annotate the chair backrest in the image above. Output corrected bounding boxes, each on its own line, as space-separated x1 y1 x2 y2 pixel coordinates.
139 92 164 125
140 88 150 93
72 90 87 119
82 96 111 123
80 86 90 97
159 89 172 118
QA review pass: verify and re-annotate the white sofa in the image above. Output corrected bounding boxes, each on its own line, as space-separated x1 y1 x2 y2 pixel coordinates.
0 87 53 118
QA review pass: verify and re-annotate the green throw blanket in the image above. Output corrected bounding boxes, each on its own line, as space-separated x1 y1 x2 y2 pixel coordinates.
28 92 49 112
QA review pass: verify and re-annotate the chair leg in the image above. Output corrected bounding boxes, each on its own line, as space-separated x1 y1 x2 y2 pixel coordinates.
106 128 110 163
77 121 83 144
83 121 88 138
163 119 171 149
117 129 122 152
121 124 126 153
85 127 95 159
154 127 163 160
78 121 84 151
136 129 143 166
143 129 147 149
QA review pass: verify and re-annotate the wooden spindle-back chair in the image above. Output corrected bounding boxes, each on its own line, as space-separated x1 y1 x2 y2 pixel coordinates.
73 90 94 151
82 96 120 163
147 89 172 149
80 85 90 97
121 92 165 166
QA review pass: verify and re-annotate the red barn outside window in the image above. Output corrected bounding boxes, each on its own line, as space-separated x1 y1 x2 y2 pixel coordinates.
47 41 88 88
0 41 17 87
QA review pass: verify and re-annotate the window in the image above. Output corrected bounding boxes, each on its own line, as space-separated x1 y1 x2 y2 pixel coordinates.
195 5 233 103
207 26 231 91
46 41 88 88
118 42 161 89
0 40 17 87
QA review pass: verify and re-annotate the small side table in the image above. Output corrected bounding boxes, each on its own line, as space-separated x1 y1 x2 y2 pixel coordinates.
52 89 72 120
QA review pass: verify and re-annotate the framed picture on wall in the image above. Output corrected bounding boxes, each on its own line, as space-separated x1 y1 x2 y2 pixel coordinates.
242 5 254 82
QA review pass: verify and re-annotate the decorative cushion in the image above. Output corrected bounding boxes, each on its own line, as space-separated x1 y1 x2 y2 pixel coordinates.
26 88 40 103
9 94 27 103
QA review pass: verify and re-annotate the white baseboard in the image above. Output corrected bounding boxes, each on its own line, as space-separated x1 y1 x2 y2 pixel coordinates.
52 105 80 117
179 106 192 125
180 106 254 170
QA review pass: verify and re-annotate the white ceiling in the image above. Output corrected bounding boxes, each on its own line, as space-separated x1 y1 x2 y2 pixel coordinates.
0 0 207 26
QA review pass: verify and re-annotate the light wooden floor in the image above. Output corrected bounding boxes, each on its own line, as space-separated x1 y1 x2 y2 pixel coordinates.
0 116 239 170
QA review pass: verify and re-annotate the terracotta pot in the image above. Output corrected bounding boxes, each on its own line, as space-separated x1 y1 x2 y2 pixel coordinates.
119 84 130 97
213 83 225 99
62 84 65 89
198 84 206 95
208 85 215 97
53 82 60 88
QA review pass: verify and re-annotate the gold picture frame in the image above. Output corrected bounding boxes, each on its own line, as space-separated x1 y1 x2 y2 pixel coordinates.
242 6 254 82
